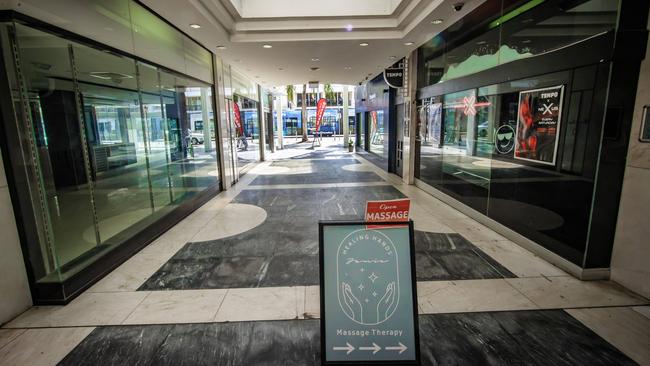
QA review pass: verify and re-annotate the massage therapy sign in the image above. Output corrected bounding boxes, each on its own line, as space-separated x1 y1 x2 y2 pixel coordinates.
365 199 411 229
319 198 420 365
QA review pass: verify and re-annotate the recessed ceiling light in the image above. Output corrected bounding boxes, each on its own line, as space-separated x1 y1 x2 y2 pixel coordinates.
263 44 272 48
359 42 369 47
404 42 414 46
344 66 352 70
311 58 320 62
189 24 201 29
431 19 444 25
346 24 354 31
216 45 227 50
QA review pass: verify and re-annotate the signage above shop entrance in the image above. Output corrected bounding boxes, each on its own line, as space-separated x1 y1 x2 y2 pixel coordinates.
383 59 405 89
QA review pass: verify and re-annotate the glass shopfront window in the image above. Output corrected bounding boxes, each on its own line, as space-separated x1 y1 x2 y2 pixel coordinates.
368 110 388 161
419 0 620 88
417 68 604 264
234 95 260 168
0 22 220 285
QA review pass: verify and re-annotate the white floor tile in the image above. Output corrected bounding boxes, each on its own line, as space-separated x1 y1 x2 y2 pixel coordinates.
6 292 148 328
417 279 538 314
633 306 650 320
87 250 172 293
472 240 567 278
215 286 302 322
303 286 320 319
506 276 648 309
410 203 455 233
0 327 93 366
567 307 650 365
122 289 227 325
0 329 25 351
192 204 267 242
440 217 507 242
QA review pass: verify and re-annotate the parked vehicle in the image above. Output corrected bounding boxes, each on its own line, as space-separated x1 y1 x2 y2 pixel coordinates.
190 132 204 145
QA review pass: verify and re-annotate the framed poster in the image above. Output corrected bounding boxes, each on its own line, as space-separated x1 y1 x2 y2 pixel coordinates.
319 221 420 366
514 85 564 165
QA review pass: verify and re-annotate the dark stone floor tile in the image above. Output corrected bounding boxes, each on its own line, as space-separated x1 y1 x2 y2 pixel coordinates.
415 252 452 280
138 258 220 291
260 255 319 287
418 310 637 366
60 311 635 365
432 250 509 280
202 256 267 288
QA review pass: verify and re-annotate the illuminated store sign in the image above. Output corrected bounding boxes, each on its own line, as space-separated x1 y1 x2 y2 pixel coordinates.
444 96 491 116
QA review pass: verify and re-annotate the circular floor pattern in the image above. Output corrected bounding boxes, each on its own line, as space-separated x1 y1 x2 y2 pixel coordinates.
341 163 375 172
192 203 267 242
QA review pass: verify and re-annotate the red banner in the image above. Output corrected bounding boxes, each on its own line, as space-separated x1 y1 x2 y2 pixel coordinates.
233 103 243 134
365 198 411 229
315 98 327 133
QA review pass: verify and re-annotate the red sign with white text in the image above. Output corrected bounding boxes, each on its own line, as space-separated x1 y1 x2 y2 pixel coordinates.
315 98 327 132
365 198 410 228
233 103 243 134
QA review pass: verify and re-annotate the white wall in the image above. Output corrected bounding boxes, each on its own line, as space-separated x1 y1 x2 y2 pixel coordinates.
611 13 650 299
0 152 32 324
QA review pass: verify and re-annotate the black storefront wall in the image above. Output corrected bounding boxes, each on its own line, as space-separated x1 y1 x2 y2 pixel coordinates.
414 1 650 270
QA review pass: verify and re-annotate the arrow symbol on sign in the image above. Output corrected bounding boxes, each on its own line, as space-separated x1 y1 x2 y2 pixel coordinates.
333 343 355 354
385 342 408 354
359 343 381 354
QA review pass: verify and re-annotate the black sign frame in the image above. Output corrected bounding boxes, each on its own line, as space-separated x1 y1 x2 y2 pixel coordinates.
319 220 421 366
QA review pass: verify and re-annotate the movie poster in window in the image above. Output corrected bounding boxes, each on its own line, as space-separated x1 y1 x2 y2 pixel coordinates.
514 86 564 165
428 103 442 147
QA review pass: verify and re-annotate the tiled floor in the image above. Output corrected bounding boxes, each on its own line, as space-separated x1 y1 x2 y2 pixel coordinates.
1 141 648 365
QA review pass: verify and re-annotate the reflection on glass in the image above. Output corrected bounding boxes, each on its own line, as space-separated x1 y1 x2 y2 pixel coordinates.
418 0 620 87
234 95 260 168
2 22 220 283
369 110 387 160
74 44 153 245
14 24 98 279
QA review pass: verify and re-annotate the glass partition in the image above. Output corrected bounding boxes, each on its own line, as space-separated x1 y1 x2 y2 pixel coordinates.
418 0 620 88
1 22 220 283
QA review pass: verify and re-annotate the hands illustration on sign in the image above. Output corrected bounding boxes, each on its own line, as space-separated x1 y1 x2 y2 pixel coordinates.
341 282 363 322
377 281 396 321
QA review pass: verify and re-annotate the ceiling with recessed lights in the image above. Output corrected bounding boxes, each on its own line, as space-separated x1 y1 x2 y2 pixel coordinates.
140 0 485 87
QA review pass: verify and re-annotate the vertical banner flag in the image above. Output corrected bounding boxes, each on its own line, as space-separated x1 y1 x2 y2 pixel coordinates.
315 97 327 133
233 103 243 135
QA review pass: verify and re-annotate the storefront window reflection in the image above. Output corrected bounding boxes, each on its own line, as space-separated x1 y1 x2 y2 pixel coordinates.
1 23 220 283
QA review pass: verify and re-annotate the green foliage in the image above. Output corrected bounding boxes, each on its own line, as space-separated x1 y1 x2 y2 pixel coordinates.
286 85 294 106
324 83 335 102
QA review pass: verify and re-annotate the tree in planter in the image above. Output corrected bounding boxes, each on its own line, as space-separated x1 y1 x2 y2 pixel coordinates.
324 83 335 104
286 84 294 109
